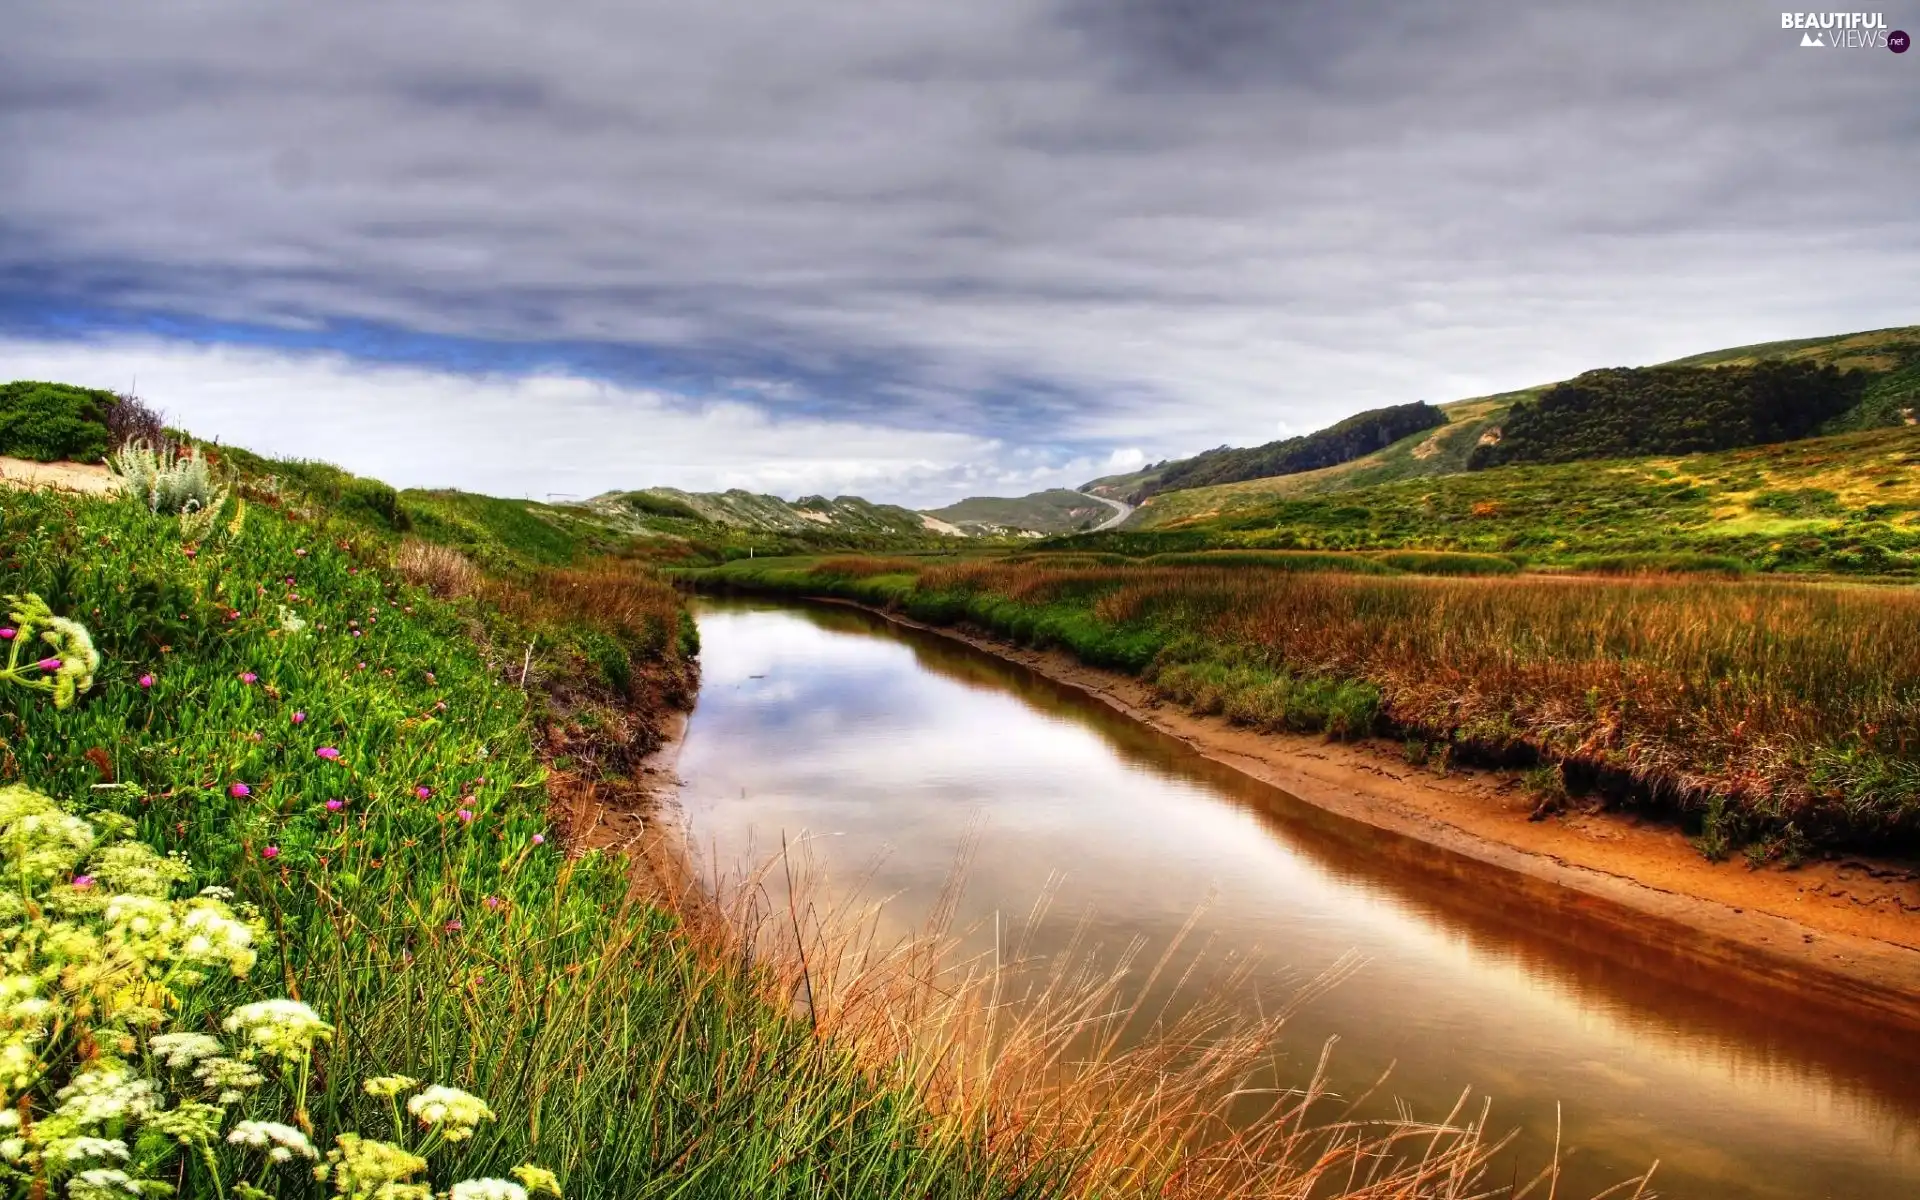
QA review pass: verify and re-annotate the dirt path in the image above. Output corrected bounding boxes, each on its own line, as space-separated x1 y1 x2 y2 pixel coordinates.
789 596 1920 1032
0 457 118 495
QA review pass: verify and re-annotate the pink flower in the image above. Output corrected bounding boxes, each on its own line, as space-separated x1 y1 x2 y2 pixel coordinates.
531 833 546 846
325 799 344 812
456 808 473 823
183 548 196 559
435 701 447 711
71 875 95 890
483 895 502 911
229 782 251 798
416 786 432 800
315 747 340 760
36 657 61 672
444 919 462 931
261 845 279 860
291 711 306 725
356 662 367 671
0 628 13 640
351 630 362 638
137 674 154 689
424 672 436 685
239 672 257 684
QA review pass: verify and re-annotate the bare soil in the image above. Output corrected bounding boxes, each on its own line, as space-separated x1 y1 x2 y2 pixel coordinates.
0 457 118 495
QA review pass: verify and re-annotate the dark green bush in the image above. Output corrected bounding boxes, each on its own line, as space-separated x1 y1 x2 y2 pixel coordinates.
0 380 116 462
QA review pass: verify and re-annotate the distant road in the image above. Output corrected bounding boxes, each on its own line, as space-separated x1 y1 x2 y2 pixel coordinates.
1075 490 1133 532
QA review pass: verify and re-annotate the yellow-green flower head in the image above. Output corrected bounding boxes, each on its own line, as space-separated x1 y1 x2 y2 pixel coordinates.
405 1085 495 1141
324 1134 428 1197
223 998 334 1061
65 1167 143 1199
361 1074 420 1099
0 786 96 887
510 1165 562 1197
192 1056 263 1104
45 1135 129 1166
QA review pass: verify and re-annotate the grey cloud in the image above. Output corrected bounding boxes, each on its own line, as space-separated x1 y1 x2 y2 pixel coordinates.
1 0 1916 489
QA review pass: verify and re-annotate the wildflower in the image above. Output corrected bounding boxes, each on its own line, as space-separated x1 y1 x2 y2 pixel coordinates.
531 833 545 846
325 1135 427 1197
239 671 257 684
192 1056 264 1103
144 1102 224 1145
291 711 306 724
362 1074 420 1099
224 998 334 1060
71 874 94 889
228 1120 317 1163
352 630 362 638
179 900 260 975
229 782 251 798
0 628 11 640
261 845 279 860
149 1032 225 1068
37 657 61 672
416 786 432 800
483 895 502 911
46 1136 130 1165
424 672 436 684
137 674 153 689
457 809 473 824
406 1084 495 1141
326 799 344 812
315 747 341 760
445 919 462 932
66 1168 142 1199
511 1165 563 1197
436 701 447 711
295 548 307 557
451 1180 527 1200
53 1066 161 1126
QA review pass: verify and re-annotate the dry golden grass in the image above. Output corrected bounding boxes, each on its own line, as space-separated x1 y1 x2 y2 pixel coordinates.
392 536 482 597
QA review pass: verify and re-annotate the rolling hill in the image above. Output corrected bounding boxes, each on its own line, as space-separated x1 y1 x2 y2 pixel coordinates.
921 488 1114 535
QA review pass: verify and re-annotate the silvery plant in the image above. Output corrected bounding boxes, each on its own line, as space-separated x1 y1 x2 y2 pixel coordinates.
107 440 232 534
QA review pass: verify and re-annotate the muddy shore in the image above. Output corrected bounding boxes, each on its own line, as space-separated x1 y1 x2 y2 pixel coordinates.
746 594 1920 1034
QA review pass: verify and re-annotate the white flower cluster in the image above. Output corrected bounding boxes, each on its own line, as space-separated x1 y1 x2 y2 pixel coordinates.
406 1084 496 1142
224 998 334 1061
227 1119 317 1163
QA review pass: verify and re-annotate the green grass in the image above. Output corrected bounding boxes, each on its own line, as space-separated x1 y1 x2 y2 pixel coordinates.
0 488 1062 1198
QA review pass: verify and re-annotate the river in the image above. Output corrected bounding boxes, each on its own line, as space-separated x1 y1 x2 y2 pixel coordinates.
675 598 1920 1199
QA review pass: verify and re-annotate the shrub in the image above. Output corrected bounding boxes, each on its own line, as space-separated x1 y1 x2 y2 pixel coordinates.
107 439 230 519
103 392 168 453
0 380 114 462
393 539 481 598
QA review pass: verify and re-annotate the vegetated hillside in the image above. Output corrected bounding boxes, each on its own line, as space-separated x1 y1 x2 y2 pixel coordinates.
1061 424 1920 575
1131 402 1448 502
594 485 947 538
921 487 1112 535
1469 362 1870 469
1116 324 1920 529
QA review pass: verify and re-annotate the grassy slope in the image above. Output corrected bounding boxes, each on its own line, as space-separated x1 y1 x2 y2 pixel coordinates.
594 486 941 538
1127 324 1920 530
0 475 1056 1197
921 488 1111 534
1109 426 1920 575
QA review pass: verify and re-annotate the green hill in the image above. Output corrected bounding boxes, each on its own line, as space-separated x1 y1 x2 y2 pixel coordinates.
593 486 947 538
921 488 1111 535
1127 402 1447 502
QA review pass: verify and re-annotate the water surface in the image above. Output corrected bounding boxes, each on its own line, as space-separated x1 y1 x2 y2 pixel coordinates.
677 599 1920 1199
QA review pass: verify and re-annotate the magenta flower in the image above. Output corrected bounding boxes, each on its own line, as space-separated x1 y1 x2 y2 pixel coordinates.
36 657 61 672
71 875 95 890
0 628 13 640
229 782 251 798
416 786 432 800
315 747 340 760
356 662 367 671
456 808 474 823
137 674 154 689
183 548 197 559
483 895 502 911
444 919 462 931
291 711 306 725
261 845 279 860
239 671 257 684
531 833 546 846
351 630 362 639
325 798 344 812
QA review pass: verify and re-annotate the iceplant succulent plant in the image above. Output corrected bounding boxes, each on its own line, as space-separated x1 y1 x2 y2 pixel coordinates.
0 593 99 709
0 786 562 1200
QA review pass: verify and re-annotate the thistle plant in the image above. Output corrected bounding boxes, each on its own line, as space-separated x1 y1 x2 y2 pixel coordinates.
0 786 561 1200
0 594 99 710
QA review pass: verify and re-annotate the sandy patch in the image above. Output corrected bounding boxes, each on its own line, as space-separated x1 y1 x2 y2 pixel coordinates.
0 457 119 496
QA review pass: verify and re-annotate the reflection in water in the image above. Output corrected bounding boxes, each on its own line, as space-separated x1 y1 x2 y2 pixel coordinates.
677 600 1920 1200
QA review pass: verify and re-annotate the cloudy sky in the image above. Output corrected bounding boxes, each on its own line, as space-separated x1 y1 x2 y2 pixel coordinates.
3 2 1914 505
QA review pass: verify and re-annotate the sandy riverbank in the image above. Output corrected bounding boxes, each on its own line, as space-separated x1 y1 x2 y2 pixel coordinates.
770 595 1920 1033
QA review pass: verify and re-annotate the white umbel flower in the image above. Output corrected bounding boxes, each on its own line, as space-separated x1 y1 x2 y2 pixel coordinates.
148 1032 224 1068
449 1180 527 1200
223 998 334 1060
227 1120 316 1162
65 1168 141 1199
406 1085 495 1141
45 1137 128 1165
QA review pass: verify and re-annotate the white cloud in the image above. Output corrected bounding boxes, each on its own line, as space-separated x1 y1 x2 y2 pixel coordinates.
0 336 1100 506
